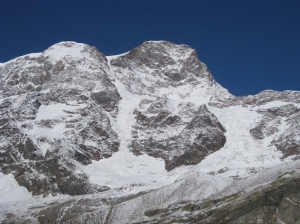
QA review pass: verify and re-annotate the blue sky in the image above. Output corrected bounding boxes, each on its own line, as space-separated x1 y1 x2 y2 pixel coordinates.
1 0 299 96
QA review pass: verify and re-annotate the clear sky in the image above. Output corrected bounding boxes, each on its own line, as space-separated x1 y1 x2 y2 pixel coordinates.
1 0 299 96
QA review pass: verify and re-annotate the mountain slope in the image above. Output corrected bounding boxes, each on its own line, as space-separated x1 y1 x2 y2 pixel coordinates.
0 41 300 223
0 42 120 195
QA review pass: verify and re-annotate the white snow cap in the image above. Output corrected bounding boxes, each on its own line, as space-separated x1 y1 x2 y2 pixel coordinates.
43 41 87 61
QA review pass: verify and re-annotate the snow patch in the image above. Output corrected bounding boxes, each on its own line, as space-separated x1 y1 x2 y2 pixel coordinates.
0 173 32 203
43 42 86 62
106 51 129 61
35 103 85 120
84 140 98 148
195 105 283 177
78 151 177 193
38 141 52 156
255 100 300 109
28 123 69 139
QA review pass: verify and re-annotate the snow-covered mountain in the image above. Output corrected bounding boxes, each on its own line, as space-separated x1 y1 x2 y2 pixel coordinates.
0 41 300 223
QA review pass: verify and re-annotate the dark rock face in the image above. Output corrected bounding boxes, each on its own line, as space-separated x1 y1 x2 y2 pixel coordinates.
109 41 215 96
250 104 300 158
132 103 226 171
91 91 121 113
0 42 119 196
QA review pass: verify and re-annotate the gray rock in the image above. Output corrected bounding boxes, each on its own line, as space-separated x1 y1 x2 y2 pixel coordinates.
109 41 215 96
132 104 226 171
250 104 300 158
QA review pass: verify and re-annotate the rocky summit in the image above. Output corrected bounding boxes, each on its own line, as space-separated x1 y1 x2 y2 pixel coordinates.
0 41 300 223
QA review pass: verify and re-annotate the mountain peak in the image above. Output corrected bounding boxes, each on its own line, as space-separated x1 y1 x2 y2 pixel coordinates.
133 40 196 60
108 40 217 97
43 41 90 62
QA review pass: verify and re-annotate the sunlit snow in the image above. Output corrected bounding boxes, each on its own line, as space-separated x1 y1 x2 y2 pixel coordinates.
0 173 32 203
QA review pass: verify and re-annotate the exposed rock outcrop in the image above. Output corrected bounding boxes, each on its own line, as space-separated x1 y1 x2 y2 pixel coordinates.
251 104 300 158
132 103 226 170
